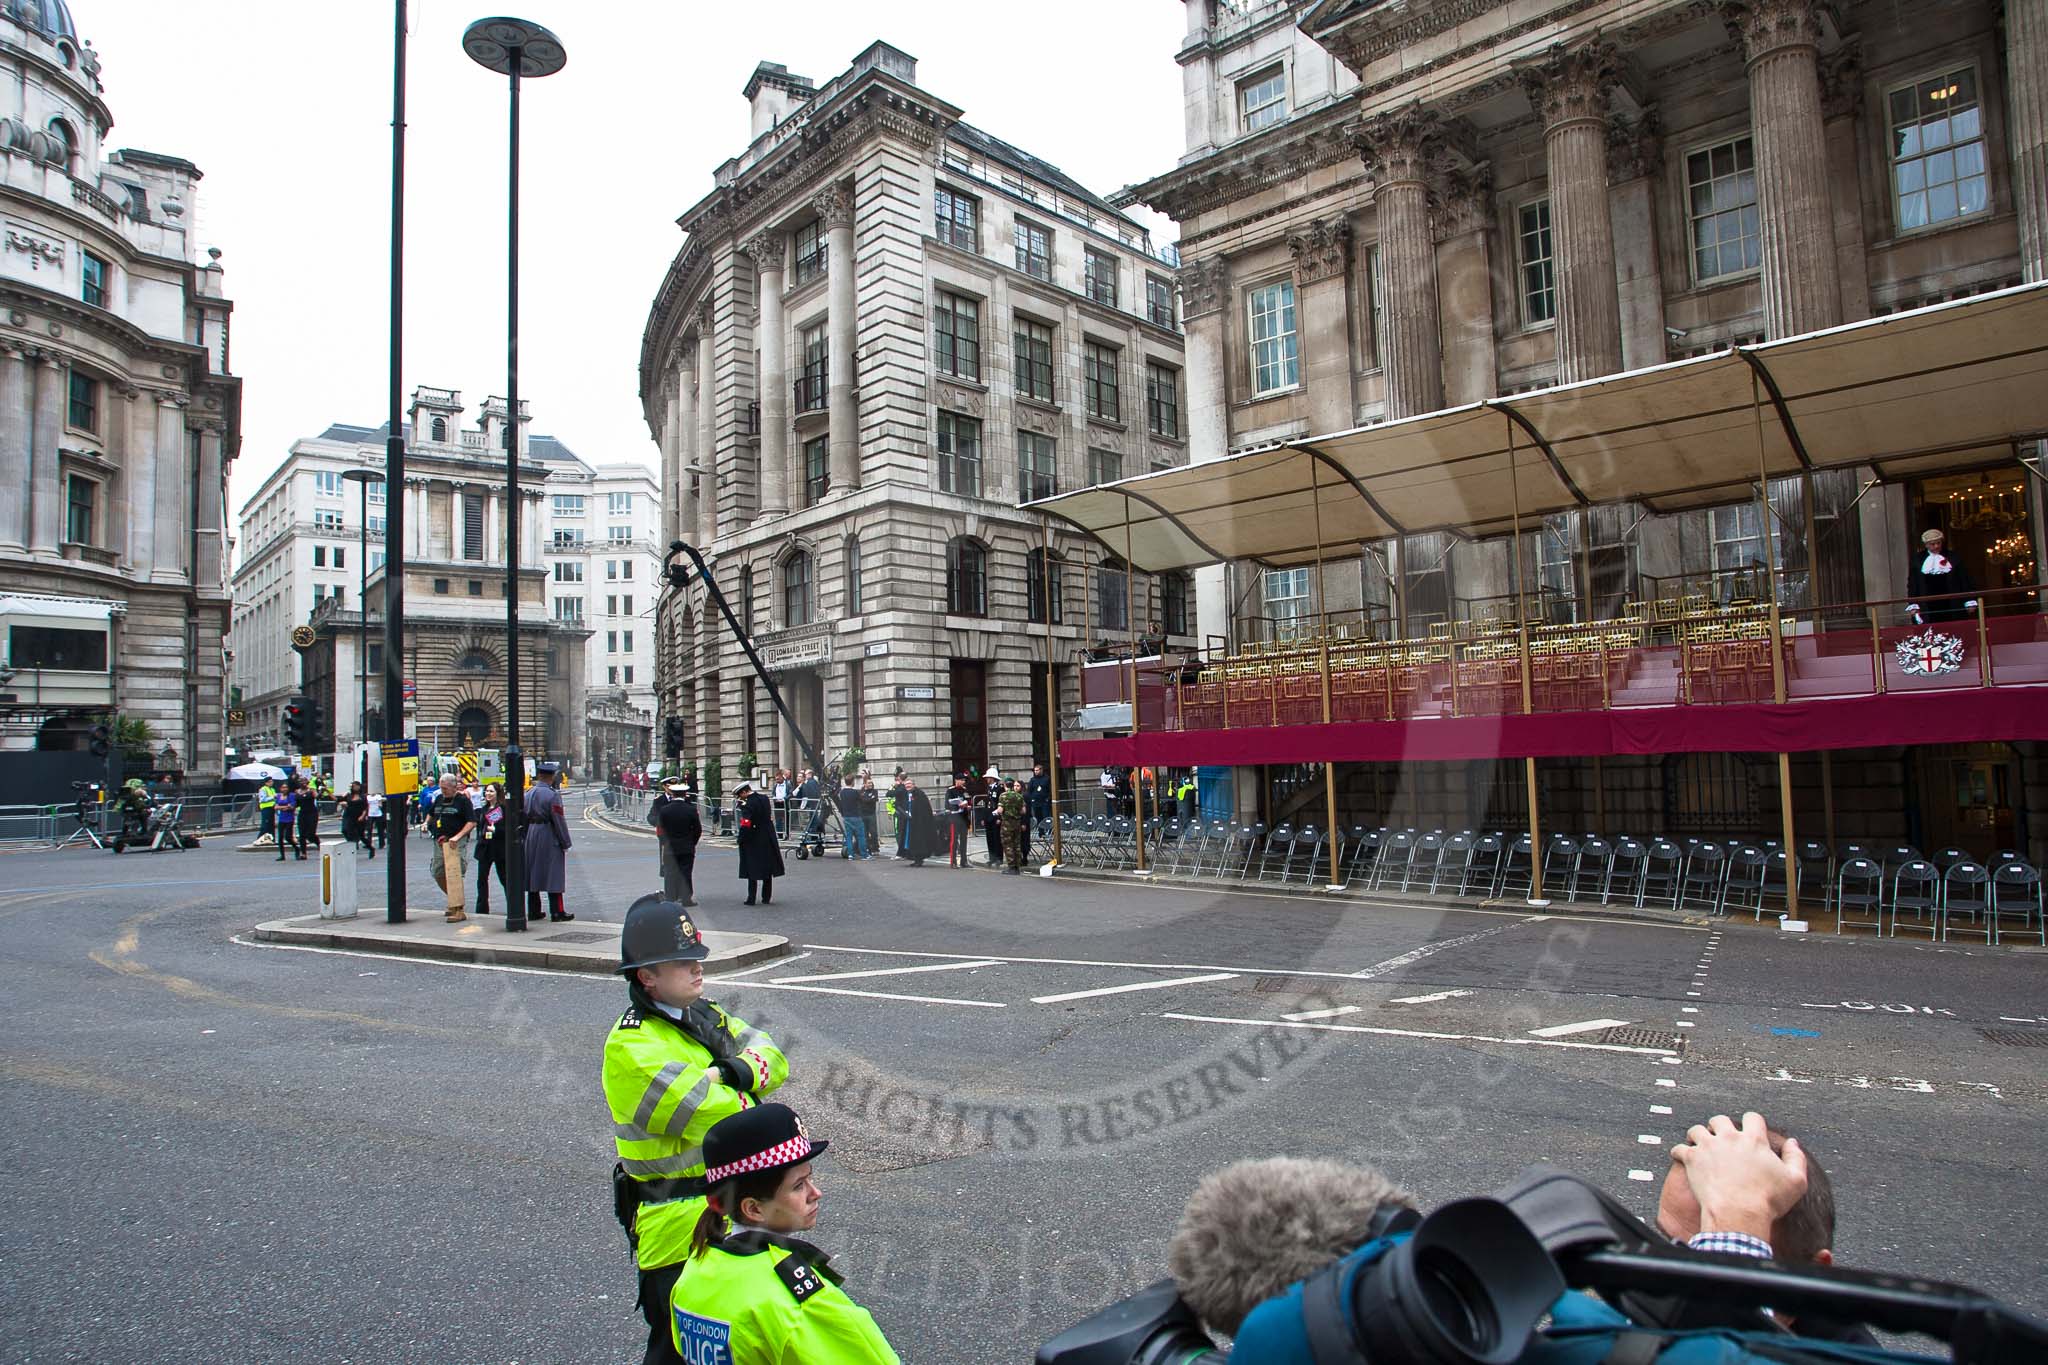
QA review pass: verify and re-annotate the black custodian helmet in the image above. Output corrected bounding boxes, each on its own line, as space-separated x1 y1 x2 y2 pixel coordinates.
618 893 710 974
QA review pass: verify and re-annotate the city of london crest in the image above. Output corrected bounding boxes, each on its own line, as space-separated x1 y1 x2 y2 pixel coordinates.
1896 629 1966 676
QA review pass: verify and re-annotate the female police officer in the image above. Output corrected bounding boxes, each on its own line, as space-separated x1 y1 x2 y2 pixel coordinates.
605 895 790 1365
670 1103 900 1363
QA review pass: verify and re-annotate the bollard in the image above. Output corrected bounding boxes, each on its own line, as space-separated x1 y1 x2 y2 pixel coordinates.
320 843 359 920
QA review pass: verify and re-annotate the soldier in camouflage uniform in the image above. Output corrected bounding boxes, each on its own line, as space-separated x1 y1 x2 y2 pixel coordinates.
999 779 1029 875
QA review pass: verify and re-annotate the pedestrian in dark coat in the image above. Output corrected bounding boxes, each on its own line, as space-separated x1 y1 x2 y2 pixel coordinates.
734 781 785 904
653 781 702 906
1025 764 1052 823
523 762 575 922
902 780 939 867
473 782 510 914
978 767 1004 866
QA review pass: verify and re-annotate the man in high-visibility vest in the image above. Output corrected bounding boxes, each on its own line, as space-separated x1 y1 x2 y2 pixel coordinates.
257 780 277 843
604 895 788 1365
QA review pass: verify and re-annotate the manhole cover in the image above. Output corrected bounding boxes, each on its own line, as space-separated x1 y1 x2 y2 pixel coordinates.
541 931 611 944
1601 1026 1686 1052
1976 1028 2048 1047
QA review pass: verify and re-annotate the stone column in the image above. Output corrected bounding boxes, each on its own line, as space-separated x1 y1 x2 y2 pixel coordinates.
0 347 29 550
2008 0 2048 282
1431 163 1500 405
29 355 63 553
1178 255 1232 650
125 385 157 572
1523 43 1625 381
1287 216 1356 434
1728 0 1842 336
743 230 790 516
816 182 858 493
658 368 679 548
1606 111 1670 370
694 318 717 545
1355 105 1445 418
676 357 699 547
195 421 225 589
151 393 189 580
1819 48 1873 322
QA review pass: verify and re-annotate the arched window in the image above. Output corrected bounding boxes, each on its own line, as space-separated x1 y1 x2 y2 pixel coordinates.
1161 571 1190 637
430 416 447 443
47 118 75 166
1026 547 1064 624
845 536 863 615
946 537 987 617
1096 554 1129 632
783 550 812 627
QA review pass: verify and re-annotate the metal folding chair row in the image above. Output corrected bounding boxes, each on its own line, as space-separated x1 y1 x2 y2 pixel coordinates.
1835 857 2046 943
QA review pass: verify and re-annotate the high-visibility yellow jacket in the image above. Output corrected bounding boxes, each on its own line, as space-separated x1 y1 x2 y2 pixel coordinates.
602 996 788 1270
670 1228 899 1365
258 785 276 810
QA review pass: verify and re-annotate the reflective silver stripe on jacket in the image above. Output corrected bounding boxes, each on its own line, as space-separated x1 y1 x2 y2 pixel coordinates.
630 1069 711 1139
621 1147 705 1177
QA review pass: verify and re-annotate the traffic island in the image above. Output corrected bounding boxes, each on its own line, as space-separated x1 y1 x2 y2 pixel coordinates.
249 912 790 975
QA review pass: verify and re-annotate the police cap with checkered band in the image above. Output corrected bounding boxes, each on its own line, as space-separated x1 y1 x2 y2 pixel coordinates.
617 892 710 973
703 1103 829 1185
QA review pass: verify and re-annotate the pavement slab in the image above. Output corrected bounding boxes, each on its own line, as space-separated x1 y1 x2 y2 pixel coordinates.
249 911 788 974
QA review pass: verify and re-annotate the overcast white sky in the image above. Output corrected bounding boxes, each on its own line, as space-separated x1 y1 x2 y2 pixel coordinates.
79 1 1191 520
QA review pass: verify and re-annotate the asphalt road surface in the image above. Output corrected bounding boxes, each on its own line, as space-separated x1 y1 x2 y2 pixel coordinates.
1 799 2042 1363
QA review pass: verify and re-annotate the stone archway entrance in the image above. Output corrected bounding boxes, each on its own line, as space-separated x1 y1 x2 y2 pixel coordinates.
455 704 497 748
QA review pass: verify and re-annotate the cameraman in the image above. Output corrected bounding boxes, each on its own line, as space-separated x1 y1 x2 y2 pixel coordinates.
1659 1112 1876 1345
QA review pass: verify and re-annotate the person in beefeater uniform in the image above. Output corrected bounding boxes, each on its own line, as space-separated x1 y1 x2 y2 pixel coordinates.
1906 528 1978 624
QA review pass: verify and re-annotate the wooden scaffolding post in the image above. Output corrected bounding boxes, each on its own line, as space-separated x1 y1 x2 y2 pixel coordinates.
1309 451 1343 888
1508 415 1548 906
1041 516 1062 867
1125 495 1148 874
1752 371 1799 918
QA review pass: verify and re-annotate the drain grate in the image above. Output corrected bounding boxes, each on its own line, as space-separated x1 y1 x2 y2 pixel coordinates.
540 931 611 944
1601 1026 1686 1052
1976 1028 2048 1047
1251 976 1295 994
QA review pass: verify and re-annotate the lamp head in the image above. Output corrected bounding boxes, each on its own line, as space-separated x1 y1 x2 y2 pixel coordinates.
461 17 567 77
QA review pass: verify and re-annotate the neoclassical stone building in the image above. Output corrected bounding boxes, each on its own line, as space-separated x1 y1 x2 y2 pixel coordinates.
0 0 238 783
643 43 1190 785
1127 0 2048 845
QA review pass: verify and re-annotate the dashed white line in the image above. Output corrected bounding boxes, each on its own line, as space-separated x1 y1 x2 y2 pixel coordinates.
1388 989 1474 1004
1650 1104 1673 1115
1528 1017 1630 1038
1656 1077 1678 1088
1628 1170 1656 1182
1636 1134 1662 1144
1283 1004 1363 1022
774 959 1002 984
1034 972 1238 1005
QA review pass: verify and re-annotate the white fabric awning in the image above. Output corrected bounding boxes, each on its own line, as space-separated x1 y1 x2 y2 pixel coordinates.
0 593 120 622
1028 283 2048 572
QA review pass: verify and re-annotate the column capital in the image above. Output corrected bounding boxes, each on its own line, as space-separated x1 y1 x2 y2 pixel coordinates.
1520 40 1620 133
1606 107 1663 183
1351 103 1446 188
739 230 785 270
1723 0 1825 65
810 182 855 230
1428 161 1494 240
1286 216 1352 284
1176 255 1231 320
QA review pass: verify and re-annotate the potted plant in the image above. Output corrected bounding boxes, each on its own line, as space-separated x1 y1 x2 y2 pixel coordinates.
836 746 866 779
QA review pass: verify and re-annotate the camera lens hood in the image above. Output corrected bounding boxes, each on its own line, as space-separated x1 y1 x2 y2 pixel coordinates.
1350 1197 1565 1365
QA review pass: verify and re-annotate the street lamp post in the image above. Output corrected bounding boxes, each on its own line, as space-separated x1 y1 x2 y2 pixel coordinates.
342 468 382 784
384 0 409 924
464 16 566 934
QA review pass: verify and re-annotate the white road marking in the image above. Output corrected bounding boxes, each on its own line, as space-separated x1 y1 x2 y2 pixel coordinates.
1033 972 1238 1005
1528 1017 1630 1038
1283 1005 1363 1021
1681 1006 1699 1013
708 952 811 982
1655 1078 1678 1087
1637 1134 1662 1144
1675 1021 1695 1028
801 944 1411 983
1160 1013 1678 1056
1658 1056 1683 1065
717 980 1004 1008
775 959 1002 984
1350 920 1532 979
1686 991 1701 997
231 935 611 979
1650 1104 1673 1115
1389 989 1474 1004
1627 1170 1656 1182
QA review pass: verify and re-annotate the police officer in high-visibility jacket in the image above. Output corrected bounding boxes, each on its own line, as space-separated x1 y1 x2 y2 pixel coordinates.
606 895 790 1365
670 1103 899 1364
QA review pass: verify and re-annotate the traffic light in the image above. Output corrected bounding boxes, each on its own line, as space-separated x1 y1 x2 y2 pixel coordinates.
282 696 310 750
306 697 326 751
663 716 684 757
88 720 111 758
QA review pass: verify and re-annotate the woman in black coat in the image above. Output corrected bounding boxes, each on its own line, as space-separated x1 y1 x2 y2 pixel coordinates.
902 780 940 867
733 781 785 905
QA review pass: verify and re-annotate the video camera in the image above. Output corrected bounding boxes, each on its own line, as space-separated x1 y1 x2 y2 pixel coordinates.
1036 1165 2048 1365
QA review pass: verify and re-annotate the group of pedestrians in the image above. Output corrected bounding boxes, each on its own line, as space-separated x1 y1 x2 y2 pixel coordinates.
880 764 1051 873
417 762 576 924
265 775 323 862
